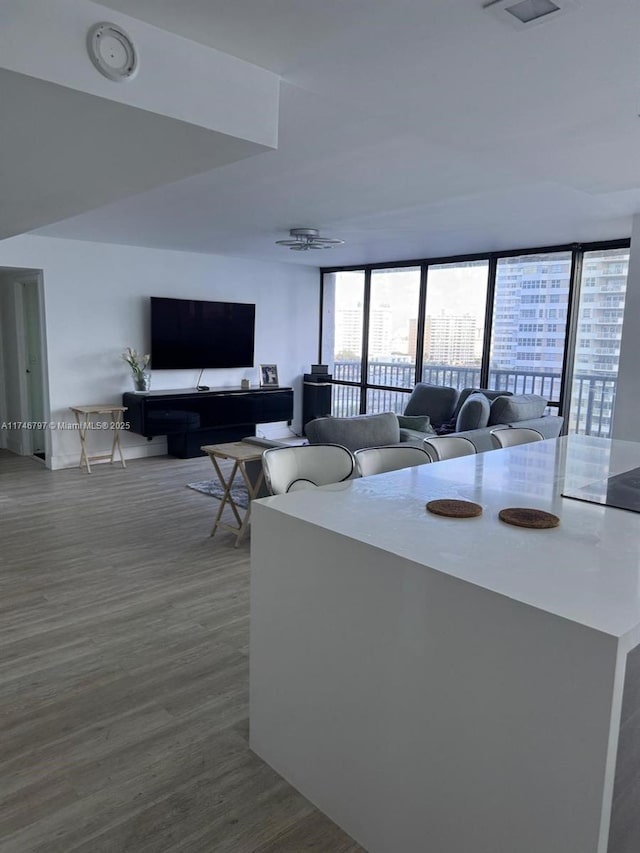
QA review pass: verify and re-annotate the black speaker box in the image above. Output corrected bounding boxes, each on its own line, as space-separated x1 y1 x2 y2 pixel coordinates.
303 372 332 429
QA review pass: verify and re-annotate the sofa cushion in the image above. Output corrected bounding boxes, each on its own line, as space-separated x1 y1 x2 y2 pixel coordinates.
455 393 490 432
403 383 459 427
488 394 547 426
454 387 512 419
502 415 563 440
397 414 435 435
305 412 400 452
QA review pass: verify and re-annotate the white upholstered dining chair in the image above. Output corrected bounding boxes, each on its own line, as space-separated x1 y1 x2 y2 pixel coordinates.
262 444 355 495
423 435 477 462
490 427 544 449
354 445 431 477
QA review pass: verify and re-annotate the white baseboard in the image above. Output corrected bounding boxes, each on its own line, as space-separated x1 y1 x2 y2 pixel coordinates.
50 440 168 470
49 425 302 468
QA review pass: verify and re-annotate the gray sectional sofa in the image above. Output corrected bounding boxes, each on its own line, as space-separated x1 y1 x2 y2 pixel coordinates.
304 384 563 453
447 394 563 452
304 411 406 452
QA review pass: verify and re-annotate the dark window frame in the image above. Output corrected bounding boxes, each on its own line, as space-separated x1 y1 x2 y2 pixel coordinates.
319 239 631 426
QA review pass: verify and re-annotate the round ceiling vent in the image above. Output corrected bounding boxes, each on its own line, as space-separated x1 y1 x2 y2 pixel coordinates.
87 23 138 82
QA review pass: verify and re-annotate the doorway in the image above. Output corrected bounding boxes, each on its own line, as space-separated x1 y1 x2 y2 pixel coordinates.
0 268 50 464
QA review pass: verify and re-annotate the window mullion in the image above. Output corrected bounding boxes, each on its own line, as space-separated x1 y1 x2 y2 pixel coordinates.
414 263 428 385
559 246 583 433
360 269 372 413
480 256 497 388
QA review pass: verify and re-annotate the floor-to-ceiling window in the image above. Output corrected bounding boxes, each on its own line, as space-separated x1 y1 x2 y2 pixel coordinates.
321 240 630 436
423 260 488 391
489 251 571 412
567 247 630 436
322 270 365 417
365 267 421 414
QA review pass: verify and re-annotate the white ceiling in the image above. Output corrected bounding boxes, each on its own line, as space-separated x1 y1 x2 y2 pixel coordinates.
31 0 640 265
0 68 268 240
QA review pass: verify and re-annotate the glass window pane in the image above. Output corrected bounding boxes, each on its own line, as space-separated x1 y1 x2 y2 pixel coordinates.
367 267 420 391
366 387 411 416
422 261 488 391
322 270 365 384
567 248 629 438
489 252 571 401
331 384 361 418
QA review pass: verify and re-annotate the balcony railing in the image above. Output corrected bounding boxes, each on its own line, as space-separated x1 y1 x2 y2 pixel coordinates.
330 361 617 438
570 373 618 438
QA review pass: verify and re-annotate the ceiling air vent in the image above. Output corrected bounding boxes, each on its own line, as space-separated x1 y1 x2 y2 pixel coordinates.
482 0 579 29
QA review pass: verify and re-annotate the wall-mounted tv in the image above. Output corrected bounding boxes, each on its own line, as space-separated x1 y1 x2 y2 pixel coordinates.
150 296 255 369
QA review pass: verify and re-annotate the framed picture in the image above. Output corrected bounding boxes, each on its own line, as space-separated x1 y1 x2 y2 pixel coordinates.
260 364 279 387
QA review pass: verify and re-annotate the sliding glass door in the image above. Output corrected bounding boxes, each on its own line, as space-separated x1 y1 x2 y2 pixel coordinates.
321 240 630 436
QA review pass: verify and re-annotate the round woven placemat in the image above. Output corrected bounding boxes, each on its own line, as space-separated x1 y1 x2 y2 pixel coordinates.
426 499 483 519
498 507 560 529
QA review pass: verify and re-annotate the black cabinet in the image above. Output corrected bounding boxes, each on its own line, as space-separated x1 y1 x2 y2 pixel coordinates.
123 386 294 458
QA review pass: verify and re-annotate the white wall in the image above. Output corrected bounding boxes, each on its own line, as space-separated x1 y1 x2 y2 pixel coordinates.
0 0 279 145
0 235 319 469
0 294 5 450
612 215 640 441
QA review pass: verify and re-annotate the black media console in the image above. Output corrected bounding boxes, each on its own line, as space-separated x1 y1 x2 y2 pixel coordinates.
123 386 294 458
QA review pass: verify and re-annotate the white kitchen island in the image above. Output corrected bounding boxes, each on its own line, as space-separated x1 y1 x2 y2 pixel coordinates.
250 436 640 853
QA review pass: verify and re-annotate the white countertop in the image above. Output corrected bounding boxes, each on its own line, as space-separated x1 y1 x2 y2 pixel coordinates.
256 435 640 639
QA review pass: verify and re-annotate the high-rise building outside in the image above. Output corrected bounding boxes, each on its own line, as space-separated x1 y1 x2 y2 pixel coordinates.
335 306 363 359
491 253 571 377
368 306 393 358
424 313 478 364
335 304 393 358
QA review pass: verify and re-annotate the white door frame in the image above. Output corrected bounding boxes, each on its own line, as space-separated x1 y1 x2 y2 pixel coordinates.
1 270 51 464
19 275 50 459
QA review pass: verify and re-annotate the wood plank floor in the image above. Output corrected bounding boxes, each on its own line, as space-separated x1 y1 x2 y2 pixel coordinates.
0 450 363 853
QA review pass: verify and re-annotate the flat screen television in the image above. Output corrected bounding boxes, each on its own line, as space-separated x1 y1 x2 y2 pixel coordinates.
150 296 255 369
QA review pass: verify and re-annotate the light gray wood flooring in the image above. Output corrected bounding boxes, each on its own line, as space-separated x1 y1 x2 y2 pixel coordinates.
0 450 363 853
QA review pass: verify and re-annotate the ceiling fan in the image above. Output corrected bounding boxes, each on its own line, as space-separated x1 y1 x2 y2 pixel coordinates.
275 228 344 251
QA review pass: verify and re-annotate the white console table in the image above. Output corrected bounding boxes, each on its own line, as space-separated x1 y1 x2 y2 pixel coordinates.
250 436 640 853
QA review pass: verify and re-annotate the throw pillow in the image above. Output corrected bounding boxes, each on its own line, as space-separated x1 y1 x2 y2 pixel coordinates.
397 414 435 435
435 416 457 436
455 393 490 432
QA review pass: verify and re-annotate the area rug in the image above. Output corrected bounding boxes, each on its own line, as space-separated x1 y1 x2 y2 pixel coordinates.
186 479 249 509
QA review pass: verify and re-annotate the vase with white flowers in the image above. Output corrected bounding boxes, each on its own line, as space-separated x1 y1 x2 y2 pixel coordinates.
122 347 151 392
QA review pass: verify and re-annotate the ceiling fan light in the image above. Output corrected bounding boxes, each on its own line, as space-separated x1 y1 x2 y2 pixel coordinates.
276 227 344 251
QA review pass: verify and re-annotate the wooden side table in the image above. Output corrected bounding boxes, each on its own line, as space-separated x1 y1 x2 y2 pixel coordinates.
201 441 266 546
69 405 128 473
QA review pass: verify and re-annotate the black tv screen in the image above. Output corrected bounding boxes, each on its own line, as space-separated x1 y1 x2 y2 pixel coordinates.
151 296 255 369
